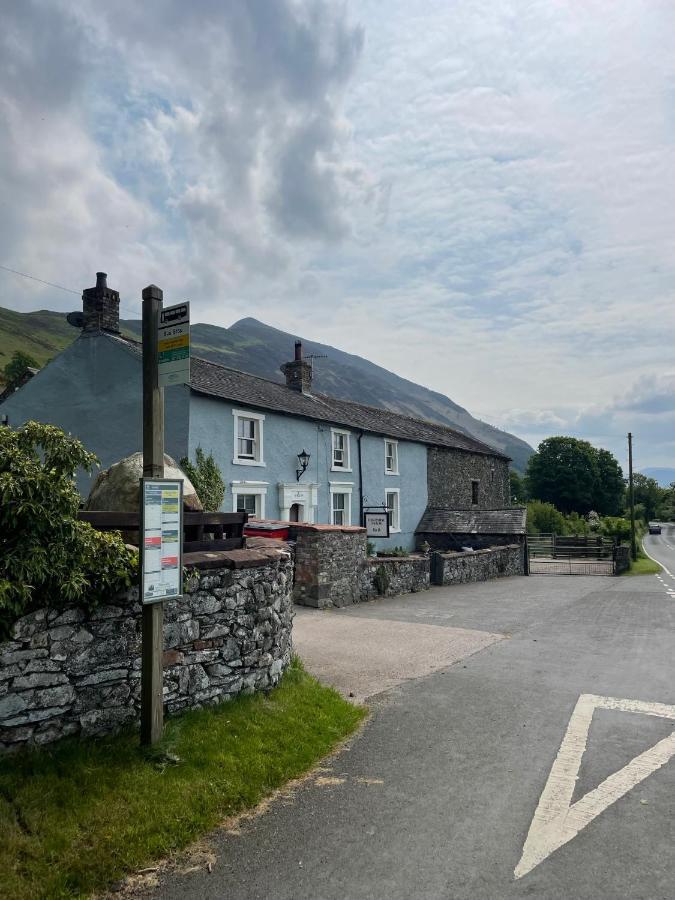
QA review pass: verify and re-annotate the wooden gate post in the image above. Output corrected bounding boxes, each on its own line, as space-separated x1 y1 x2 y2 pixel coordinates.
141 284 165 746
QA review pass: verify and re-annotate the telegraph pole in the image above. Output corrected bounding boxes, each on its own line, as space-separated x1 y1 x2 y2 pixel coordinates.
628 432 637 562
141 284 165 745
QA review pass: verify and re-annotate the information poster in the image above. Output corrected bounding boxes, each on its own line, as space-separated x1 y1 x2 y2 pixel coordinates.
364 511 390 538
158 302 190 387
141 478 183 603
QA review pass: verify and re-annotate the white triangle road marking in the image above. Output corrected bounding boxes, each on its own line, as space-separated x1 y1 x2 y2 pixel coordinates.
515 693 675 879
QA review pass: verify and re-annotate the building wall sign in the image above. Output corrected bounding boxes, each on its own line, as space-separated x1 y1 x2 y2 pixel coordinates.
141 478 183 603
364 511 390 538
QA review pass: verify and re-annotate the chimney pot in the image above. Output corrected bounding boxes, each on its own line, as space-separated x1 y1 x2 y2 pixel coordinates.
82 271 120 334
281 341 312 394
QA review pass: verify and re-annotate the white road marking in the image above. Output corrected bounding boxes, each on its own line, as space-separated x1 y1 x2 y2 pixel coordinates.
642 543 671 577
515 693 675 879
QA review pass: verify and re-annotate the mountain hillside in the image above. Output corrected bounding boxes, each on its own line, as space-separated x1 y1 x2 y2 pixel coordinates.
119 315 533 471
0 305 533 470
0 307 75 381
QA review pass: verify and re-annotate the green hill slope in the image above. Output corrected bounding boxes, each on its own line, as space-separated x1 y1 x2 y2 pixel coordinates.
0 306 533 471
0 307 76 379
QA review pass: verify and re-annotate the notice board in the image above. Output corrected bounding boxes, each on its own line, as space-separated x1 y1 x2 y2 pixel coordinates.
141 478 183 603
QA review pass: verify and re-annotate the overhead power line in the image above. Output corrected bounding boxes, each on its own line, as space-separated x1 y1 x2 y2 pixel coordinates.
0 263 81 296
0 262 139 317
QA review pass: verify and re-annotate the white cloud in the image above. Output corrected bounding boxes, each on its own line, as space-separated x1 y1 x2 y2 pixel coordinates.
2 0 675 465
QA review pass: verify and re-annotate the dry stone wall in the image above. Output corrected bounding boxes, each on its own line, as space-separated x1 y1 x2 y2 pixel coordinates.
359 556 430 600
291 524 367 608
431 544 524 585
0 549 293 753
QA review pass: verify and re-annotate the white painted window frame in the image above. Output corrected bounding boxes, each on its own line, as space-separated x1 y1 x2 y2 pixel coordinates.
385 487 401 533
329 481 353 526
330 427 352 472
231 481 268 518
384 439 399 475
232 409 266 466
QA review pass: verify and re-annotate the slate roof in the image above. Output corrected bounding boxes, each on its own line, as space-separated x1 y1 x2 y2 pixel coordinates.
416 507 527 534
109 333 508 459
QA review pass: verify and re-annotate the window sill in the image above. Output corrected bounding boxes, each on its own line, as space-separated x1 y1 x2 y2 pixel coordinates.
389 527 402 534
385 470 399 476
331 466 352 473
233 458 266 467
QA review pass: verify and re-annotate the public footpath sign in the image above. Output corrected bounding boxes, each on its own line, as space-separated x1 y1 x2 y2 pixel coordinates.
158 301 190 387
141 478 183 604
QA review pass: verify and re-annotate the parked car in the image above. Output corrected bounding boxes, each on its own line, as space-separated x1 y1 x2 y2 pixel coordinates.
648 523 662 535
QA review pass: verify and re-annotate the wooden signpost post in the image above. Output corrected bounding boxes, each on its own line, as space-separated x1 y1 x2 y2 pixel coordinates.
140 285 191 746
141 284 165 745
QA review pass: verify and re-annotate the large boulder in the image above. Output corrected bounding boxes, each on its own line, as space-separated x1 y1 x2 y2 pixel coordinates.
85 452 203 512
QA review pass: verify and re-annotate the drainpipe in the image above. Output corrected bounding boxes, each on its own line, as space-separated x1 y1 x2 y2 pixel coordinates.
357 431 364 526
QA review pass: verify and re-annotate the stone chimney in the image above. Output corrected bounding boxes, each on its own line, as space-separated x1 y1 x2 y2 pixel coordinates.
82 272 120 333
281 340 312 395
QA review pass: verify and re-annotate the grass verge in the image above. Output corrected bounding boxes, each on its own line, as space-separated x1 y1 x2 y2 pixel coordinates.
0 658 365 900
622 544 662 576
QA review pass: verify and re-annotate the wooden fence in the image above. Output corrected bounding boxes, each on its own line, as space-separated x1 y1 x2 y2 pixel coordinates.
78 510 248 552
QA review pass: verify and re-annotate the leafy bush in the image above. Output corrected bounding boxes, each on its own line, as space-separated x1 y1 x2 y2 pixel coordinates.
600 516 631 542
526 500 568 535
0 422 137 637
179 447 225 512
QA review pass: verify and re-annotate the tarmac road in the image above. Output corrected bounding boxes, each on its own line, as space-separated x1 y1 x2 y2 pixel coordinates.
644 521 675 576
144 557 675 900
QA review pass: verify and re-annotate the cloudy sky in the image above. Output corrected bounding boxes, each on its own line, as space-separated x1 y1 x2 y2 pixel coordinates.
2 0 675 471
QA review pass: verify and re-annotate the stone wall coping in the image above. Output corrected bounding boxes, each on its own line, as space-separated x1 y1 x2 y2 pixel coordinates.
184 546 291 570
435 543 521 559
364 554 429 565
266 519 366 534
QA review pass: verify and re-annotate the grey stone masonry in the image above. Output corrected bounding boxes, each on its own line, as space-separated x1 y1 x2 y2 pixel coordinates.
0 548 293 753
359 555 430 600
427 448 510 509
431 544 525 586
291 523 368 608
82 271 120 334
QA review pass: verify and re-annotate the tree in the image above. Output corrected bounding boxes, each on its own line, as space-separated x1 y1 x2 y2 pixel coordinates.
509 470 527 505
0 421 136 637
630 473 661 521
3 350 38 385
593 448 624 515
525 437 599 514
180 447 225 512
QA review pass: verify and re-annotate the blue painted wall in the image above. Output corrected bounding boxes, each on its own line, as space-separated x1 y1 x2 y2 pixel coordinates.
3 337 427 546
187 393 427 550
1 334 190 495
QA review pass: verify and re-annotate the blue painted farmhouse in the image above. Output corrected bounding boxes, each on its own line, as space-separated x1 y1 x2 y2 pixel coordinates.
1 274 517 551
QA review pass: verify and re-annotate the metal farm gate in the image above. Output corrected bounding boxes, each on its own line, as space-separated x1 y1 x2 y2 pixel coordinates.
527 534 618 575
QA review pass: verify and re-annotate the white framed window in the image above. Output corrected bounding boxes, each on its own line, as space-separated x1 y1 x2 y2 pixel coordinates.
331 428 351 471
385 489 400 532
231 481 268 518
329 482 353 526
384 439 399 475
232 409 265 466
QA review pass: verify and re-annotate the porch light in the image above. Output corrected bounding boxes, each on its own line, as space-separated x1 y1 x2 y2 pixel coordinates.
296 449 311 481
